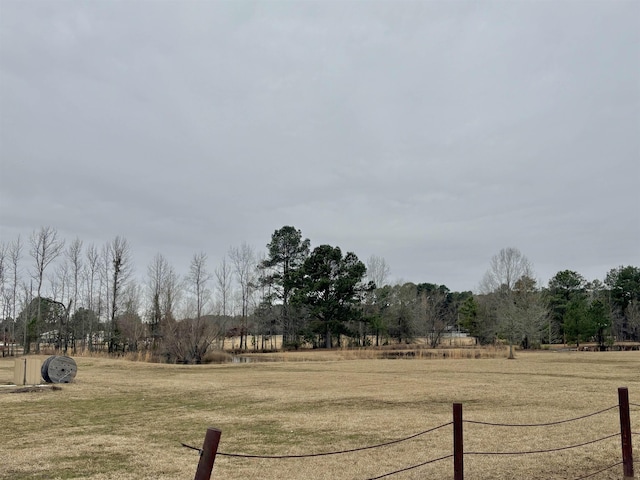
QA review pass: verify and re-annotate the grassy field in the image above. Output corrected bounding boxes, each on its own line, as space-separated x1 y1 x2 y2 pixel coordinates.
1 350 639 480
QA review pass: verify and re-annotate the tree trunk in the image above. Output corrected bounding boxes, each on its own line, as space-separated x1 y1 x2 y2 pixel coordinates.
325 324 332 349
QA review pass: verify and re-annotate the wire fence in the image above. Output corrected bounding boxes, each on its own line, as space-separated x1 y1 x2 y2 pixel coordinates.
216 422 453 459
183 387 637 480
463 405 618 427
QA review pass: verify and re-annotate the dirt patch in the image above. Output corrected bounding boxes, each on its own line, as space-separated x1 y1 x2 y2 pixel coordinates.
2 385 62 394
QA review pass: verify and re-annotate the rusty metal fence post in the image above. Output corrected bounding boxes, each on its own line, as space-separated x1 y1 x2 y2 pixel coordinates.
453 403 463 480
194 427 222 480
618 387 635 479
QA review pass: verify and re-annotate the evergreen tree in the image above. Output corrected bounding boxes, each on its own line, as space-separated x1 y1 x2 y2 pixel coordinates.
259 226 310 346
293 245 367 348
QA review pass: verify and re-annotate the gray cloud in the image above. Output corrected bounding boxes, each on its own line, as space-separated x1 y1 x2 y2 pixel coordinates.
1 0 638 291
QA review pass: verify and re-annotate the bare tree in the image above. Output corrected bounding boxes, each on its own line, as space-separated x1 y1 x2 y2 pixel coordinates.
0 241 6 289
147 253 181 346
29 227 65 353
215 256 232 317
161 263 181 324
361 255 391 347
418 284 455 348
480 247 537 358
513 276 547 349
105 236 133 353
66 238 83 316
366 254 391 288
186 252 212 321
51 260 70 351
229 243 256 350
50 239 83 353
83 244 100 351
162 315 220 364
8 236 23 355
480 247 533 295
118 283 145 352
161 252 216 363
148 253 168 335
0 241 7 356
98 243 112 350
214 256 234 348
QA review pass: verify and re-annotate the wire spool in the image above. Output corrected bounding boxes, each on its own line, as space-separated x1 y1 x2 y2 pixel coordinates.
40 356 54 383
41 355 77 383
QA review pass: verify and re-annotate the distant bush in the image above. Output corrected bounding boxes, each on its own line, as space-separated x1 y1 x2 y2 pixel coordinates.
202 350 233 364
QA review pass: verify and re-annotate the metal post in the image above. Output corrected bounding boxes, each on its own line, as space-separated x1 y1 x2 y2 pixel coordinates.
453 403 463 480
194 427 222 480
618 388 635 479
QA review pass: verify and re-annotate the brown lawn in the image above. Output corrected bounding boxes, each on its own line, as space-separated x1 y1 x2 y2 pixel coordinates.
1 350 638 480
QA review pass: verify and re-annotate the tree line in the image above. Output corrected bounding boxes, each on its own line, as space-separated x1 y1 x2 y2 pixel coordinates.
0 226 638 362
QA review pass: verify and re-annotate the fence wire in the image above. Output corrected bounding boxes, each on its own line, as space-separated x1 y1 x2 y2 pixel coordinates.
364 454 453 480
572 461 622 480
464 405 618 427
465 432 619 456
184 422 452 459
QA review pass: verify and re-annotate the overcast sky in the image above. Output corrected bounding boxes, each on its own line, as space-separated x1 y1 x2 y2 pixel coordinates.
1 0 638 292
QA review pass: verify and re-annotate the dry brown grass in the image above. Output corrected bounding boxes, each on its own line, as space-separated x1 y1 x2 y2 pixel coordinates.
1 350 639 480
